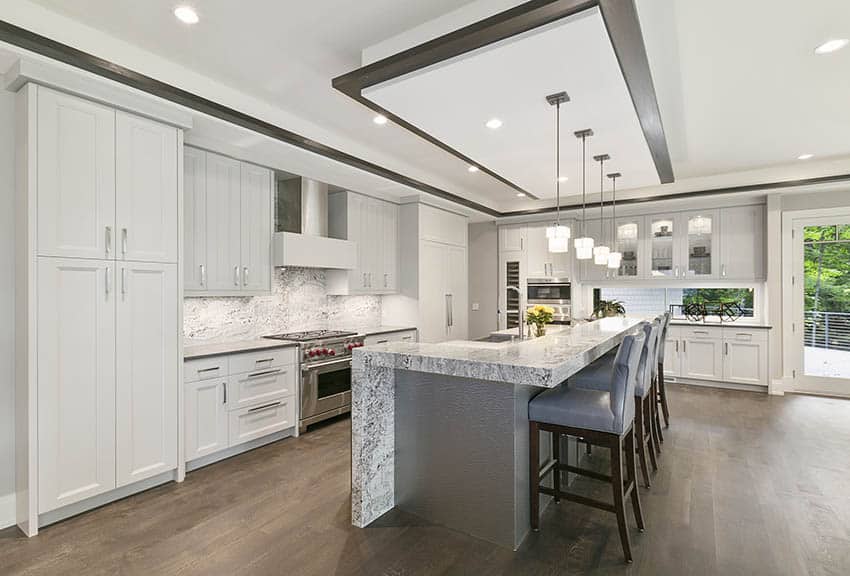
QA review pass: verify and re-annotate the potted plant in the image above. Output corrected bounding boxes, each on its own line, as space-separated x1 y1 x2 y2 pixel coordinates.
526 305 555 337
593 299 626 319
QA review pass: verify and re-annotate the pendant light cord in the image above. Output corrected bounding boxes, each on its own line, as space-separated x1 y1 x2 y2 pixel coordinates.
555 102 560 225
611 176 617 249
599 156 605 223
581 134 586 237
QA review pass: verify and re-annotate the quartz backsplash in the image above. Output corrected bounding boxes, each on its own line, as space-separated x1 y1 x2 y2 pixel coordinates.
183 267 381 341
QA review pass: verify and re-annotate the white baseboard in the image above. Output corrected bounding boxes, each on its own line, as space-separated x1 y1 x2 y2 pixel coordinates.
0 492 16 530
669 377 767 394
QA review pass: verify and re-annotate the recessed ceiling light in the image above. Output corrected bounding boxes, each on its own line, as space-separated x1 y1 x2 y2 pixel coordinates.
516 193 526 197
174 5 199 24
485 118 503 130
468 165 479 173
814 38 848 54
797 153 814 160
557 176 569 182
373 114 388 125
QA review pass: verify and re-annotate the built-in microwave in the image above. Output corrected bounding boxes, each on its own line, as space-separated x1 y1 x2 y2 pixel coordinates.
527 278 571 324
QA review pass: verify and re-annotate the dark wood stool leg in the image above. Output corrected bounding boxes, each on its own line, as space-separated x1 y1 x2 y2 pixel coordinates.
658 363 670 428
653 380 664 444
624 426 645 532
634 397 651 487
650 381 663 454
645 397 659 472
552 431 561 503
530 421 540 531
610 434 633 563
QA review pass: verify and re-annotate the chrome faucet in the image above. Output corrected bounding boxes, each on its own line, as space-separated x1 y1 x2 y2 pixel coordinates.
506 286 525 340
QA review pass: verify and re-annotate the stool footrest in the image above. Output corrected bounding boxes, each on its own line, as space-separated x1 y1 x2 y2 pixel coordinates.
560 464 611 483
540 486 615 513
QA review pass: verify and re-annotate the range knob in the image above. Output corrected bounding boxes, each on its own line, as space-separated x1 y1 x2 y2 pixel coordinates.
346 343 354 351
322 348 329 355
328 349 336 356
308 349 316 357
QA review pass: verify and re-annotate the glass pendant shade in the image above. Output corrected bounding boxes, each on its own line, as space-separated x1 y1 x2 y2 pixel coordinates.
574 236 594 259
593 245 610 265
546 224 571 253
607 251 622 269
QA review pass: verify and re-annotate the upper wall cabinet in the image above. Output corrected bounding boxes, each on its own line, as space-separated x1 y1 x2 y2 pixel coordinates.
326 191 399 295
184 148 273 296
498 222 573 281
720 205 765 280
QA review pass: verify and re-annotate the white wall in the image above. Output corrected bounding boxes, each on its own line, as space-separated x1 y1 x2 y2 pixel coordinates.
468 222 498 339
0 90 16 526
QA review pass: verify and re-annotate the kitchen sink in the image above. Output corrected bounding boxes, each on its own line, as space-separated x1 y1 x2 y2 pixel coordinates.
474 333 522 343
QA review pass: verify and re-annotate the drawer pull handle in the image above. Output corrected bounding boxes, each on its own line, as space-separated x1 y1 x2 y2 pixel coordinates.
376 339 389 344
255 358 274 364
223 382 227 404
248 401 281 413
693 330 709 335
735 333 751 337
247 368 282 378
197 366 221 373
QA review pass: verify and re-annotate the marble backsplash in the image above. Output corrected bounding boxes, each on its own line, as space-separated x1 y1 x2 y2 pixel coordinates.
183 267 381 342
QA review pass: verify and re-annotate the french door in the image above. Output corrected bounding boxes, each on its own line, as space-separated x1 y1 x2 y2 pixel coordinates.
790 215 850 396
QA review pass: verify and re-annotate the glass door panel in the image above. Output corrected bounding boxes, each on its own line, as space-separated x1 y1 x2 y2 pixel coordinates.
686 212 716 277
615 218 640 278
649 217 675 278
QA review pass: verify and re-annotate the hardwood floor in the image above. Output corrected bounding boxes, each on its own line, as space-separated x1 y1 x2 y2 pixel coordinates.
2 384 849 575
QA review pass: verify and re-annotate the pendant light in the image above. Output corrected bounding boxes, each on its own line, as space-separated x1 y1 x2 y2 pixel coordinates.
592 154 610 265
607 172 623 270
545 92 571 253
573 129 594 259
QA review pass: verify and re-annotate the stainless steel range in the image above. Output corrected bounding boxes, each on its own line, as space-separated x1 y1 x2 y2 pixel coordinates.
264 329 364 433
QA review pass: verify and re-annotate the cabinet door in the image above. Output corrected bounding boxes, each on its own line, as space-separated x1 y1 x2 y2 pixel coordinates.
205 153 242 291
526 224 548 278
185 379 228 461
115 111 178 263
37 87 116 260
499 225 526 252
447 245 468 340
37 258 116 512
720 205 765 280
240 163 272 292
682 210 718 279
614 217 642 279
419 240 449 343
647 215 678 279
116 262 178 486
381 202 399 292
681 336 723 381
362 197 380 291
348 193 367 291
184 147 206 291
723 337 767 386
662 338 681 378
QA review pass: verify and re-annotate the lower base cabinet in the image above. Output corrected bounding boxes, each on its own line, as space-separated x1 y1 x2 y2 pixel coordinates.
184 347 297 464
664 325 769 387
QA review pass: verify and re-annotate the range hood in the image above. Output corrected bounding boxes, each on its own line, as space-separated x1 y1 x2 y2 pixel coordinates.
273 177 357 270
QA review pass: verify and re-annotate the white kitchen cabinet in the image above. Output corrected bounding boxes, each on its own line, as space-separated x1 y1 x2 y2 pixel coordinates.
720 205 765 280
420 203 467 247
499 225 526 252
37 258 116 513
681 210 719 279
363 329 418 346
183 147 206 290
722 328 768 386
661 326 681 379
680 329 724 381
203 152 242 291
115 112 178 264
36 87 116 260
116 262 179 487
613 217 643 279
447 244 469 340
526 222 571 278
327 191 400 295
228 397 296 447
646 215 679 279
240 163 273 292
418 240 468 342
184 378 228 461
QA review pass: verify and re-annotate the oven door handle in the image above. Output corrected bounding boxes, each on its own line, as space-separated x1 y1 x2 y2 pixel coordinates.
302 358 351 372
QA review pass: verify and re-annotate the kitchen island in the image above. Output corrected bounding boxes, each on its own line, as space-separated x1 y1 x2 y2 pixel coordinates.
350 316 645 549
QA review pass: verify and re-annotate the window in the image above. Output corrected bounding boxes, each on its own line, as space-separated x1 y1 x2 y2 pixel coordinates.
599 287 756 319
673 288 754 318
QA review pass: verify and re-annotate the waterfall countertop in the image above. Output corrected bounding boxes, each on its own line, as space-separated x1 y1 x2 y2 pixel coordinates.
354 316 646 389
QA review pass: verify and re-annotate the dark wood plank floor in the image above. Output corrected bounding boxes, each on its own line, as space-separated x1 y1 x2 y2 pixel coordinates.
2 384 849 575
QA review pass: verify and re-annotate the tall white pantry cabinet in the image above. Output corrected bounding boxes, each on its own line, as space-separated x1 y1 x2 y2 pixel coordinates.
15 84 183 536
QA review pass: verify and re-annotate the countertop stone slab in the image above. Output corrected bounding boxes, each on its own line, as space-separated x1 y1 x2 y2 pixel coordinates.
183 338 298 360
347 325 418 337
350 316 646 528
670 320 772 329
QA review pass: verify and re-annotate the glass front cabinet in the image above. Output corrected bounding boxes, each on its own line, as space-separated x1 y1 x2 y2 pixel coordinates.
682 210 719 279
646 215 678 279
613 217 643 279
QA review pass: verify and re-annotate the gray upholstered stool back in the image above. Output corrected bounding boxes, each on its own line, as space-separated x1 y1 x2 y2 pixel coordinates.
636 320 661 397
610 325 647 434
655 312 672 376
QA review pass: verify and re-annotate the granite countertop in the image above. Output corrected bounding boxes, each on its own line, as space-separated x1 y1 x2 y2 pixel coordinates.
353 316 646 389
349 325 418 337
670 319 772 329
183 338 298 360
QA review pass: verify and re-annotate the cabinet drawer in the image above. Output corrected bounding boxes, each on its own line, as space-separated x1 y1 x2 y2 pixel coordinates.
227 366 296 410
184 356 229 382
228 396 295 447
721 327 768 343
679 326 722 340
229 347 296 375
364 330 417 346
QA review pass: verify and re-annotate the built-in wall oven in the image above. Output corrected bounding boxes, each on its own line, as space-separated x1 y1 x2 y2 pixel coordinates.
264 329 365 433
526 277 572 324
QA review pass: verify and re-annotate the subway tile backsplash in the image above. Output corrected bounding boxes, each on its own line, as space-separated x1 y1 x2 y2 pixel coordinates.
183 267 381 342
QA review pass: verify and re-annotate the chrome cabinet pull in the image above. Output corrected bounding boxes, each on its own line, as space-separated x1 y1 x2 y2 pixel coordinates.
694 330 709 335
683 340 687 353
243 267 249 287
200 264 206 287
725 342 729 355
248 401 281 413
675 340 679 353
105 226 112 257
384 273 388 288
223 382 227 404
363 272 368 288
247 368 282 379
674 265 679 278
106 267 111 295
254 358 274 365
447 294 454 327
197 366 221 373
722 264 727 278
234 265 240 286
121 228 128 255
121 268 128 295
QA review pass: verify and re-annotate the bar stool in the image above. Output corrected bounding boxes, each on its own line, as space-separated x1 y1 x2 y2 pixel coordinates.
528 327 647 563
656 312 671 429
571 321 661 488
